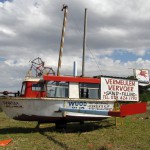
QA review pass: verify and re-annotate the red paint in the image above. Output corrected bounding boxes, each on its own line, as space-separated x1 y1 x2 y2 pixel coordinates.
21 76 100 98
108 102 147 117
21 81 46 98
0 139 12 147
43 75 100 83
108 111 121 117
120 102 147 117
138 70 148 78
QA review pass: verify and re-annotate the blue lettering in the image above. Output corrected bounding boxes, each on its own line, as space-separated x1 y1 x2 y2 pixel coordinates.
75 102 79 106
68 101 87 107
69 102 75 106
72 107 77 109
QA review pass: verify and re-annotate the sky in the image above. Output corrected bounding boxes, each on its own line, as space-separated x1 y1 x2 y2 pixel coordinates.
0 0 150 92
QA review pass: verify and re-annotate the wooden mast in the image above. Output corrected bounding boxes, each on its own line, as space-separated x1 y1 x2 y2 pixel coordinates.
57 4 68 76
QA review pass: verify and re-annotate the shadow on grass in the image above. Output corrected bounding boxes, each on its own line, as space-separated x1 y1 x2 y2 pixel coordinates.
0 121 114 150
65 120 114 133
0 120 114 134
39 121 114 150
39 130 72 150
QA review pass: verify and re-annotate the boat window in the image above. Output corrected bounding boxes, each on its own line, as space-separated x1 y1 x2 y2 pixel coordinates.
47 81 69 98
21 82 26 95
32 83 45 91
80 83 100 99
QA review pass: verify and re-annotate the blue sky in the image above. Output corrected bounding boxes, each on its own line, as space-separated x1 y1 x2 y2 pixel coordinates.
0 0 150 92
0 0 11 2
0 57 6 61
109 50 149 62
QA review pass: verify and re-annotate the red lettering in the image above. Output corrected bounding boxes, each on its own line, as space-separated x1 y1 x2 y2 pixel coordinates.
105 79 113 84
108 85 113 90
104 78 136 86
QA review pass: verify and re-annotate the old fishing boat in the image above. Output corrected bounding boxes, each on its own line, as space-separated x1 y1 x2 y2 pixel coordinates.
0 5 146 128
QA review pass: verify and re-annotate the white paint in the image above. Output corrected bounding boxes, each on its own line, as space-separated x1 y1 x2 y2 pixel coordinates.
24 76 42 82
0 98 114 120
69 82 79 98
101 77 139 101
65 101 114 117
0 99 64 119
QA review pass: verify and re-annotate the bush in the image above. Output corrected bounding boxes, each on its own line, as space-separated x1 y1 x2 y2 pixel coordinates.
140 92 150 102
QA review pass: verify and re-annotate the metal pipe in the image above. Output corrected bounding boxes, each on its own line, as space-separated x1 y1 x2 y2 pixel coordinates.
73 61 77 76
57 4 68 76
82 8 87 77
59 107 121 117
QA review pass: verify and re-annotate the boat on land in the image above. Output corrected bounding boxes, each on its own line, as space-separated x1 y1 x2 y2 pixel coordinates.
0 5 146 128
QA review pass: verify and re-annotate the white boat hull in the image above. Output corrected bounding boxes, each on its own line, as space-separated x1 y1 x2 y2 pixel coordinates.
0 98 114 123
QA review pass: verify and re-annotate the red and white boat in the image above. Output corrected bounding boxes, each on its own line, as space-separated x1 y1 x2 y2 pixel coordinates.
0 63 147 127
0 5 146 128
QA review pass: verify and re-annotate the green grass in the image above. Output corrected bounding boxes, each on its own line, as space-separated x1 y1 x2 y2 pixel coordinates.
0 106 150 150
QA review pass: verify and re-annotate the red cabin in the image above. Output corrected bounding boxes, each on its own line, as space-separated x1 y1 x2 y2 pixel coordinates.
20 75 101 99
20 77 46 98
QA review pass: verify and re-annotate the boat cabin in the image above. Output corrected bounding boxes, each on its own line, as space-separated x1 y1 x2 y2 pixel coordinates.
20 77 46 98
20 75 101 99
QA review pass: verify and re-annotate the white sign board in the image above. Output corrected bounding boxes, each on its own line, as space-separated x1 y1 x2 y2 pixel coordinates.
101 77 139 101
135 69 150 85
66 101 114 111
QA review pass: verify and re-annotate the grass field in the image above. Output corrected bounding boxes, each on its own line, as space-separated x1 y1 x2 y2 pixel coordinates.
0 105 150 150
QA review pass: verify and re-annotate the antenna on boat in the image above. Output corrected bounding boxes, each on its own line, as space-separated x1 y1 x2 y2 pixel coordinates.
82 8 87 77
57 4 68 76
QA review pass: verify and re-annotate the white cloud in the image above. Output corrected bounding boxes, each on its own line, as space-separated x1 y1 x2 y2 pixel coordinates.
0 26 16 36
100 27 127 37
125 58 150 69
127 48 148 56
0 0 150 92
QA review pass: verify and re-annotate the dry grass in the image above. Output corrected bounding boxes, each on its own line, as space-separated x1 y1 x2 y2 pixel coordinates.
0 105 150 150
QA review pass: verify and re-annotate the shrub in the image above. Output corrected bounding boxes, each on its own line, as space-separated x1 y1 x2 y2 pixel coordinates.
139 92 150 102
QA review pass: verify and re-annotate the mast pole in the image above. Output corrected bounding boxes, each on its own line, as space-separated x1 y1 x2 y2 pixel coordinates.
57 4 68 76
82 8 87 77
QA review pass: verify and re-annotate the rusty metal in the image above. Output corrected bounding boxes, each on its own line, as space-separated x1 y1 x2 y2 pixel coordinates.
0 91 20 97
27 57 55 77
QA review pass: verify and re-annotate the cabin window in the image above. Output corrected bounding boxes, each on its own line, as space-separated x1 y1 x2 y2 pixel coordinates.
21 82 26 95
32 83 45 91
47 81 69 98
80 83 99 99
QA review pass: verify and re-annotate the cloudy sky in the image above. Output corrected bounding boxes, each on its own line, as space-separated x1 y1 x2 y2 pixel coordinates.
0 0 150 92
